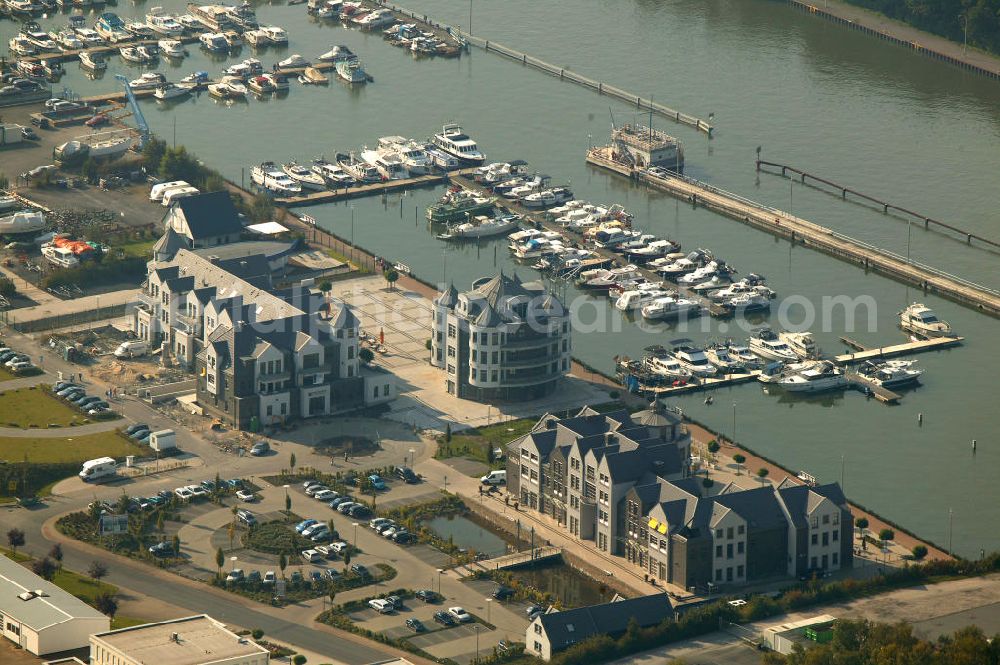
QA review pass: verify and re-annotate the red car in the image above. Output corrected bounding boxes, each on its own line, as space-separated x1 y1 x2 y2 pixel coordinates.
85 114 109 127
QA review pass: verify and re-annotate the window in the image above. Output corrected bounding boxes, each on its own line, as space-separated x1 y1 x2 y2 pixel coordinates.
471 369 477 380
811 533 818 546
833 512 840 525
737 564 745 577
822 532 829 546
534 624 542 635
715 568 722 581
726 567 733 582
373 387 379 399
280 402 287 415
303 353 320 369
448 324 456 338
521 448 530 458
266 405 273 416
521 466 529 478
491 370 498 382
715 545 722 557
383 384 390 397
822 514 830 525
737 541 744 554
726 543 733 559
833 530 839 542
530 453 538 462
492 351 499 364
738 524 745 535
811 516 819 528
492 333 499 345
715 529 723 539
534 641 542 652
811 556 818 568
347 346 355 359
832 552 839 565
727 527 734 539
347 365 354 377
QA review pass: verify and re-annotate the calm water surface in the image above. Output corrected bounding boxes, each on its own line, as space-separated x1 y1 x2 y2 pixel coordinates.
3 0 998 556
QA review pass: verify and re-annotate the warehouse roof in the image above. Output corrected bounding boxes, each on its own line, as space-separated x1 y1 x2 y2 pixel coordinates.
92 615 268 665
0 555 107 631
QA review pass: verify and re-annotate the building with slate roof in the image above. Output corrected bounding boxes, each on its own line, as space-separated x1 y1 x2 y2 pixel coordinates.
135 235 395 430
162 191 244 248
430 273 571 401
0 554 109 655
526 594 673 660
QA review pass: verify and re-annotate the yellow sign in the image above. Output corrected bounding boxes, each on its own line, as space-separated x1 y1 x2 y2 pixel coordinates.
647 518 658 529
8 480 17 492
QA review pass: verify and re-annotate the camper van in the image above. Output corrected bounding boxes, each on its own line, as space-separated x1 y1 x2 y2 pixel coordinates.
114 340 149 358
79 457 117 482
149 180 190 202
161 186 200 207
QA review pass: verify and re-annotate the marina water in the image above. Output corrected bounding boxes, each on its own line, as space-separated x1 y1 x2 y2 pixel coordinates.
3 0 999 556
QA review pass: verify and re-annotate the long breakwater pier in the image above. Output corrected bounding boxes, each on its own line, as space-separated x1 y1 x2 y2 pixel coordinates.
757 160 1000 251
379 1 713 137
586 148 1000 317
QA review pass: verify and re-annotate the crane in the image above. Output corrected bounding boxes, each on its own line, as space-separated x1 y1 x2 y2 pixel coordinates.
113 74 150 150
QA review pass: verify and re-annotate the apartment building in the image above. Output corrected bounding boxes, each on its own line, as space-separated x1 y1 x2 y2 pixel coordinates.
430 273 571 402
135 238 394 430
161 191 245 248
506 402 691 549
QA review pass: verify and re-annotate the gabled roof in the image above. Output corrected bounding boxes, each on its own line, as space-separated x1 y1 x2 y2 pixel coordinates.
776 483 848 529
536 595 673 652
153 225 189 259
475 304 502 327
328 302 360 330
173 191 243 239
434 283 458 308
0 555 107 632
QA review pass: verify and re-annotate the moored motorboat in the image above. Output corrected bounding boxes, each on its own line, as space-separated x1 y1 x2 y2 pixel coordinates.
317 45 355 62
276 54 310 70
251 161 301 196
298 67 329 84
335 57 368 83
128 72 167 90
158 39 186 58
207 75 248 99
778 331 818 359
437 214 519 240
748 327 798 362
146 8 185 36
282 162 326 190
639 296 702 321
778 360 847 393
858 359 923 390
670 340 717 377
432 123 485 165
898 303 952 338
153 82 193 100
79 50 107 70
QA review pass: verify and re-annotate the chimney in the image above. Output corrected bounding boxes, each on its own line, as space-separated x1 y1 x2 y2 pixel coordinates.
545 418 557 429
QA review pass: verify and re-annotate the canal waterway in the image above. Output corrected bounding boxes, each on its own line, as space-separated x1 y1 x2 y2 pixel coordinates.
3 0 998 556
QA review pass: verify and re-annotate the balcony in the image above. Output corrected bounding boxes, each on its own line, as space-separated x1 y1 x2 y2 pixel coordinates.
136 292 158 310
175 313 202 335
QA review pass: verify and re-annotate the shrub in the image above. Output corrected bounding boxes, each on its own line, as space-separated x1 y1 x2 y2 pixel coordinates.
879 528 895 542
912 545 928 560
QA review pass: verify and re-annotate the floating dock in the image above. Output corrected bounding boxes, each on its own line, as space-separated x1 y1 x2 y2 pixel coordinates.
834 336 963 364
275 173 448 207
586 148 1000 318
844 371 901 404
626 371 760 397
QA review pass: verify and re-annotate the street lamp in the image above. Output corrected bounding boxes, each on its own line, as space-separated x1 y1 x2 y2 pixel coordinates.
352 522 359 550
408 448 415 467
230 555 237 571
474 624 481 663
283 484 289 513
436 568 444 594
350 205 356 262
485 597 492 624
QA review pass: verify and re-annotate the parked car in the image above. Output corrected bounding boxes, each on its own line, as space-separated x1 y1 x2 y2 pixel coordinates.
225 569 245 583
324 568 340 580
728 599 747 608
21 127 38 140
290 571 303 584
374 521 397 534
148 541 173 557
302 479 320 490
237 509 257 526
448 607 473 623
129 428 151 440
314 545 332 558
313 490 337 501
136 432 152 444
310 529 333 543
330 541 349 554
337 501 359 514
53 381 81 393
433 611 456 626
396 467 419 484
492 586 515 601
173 487 193 500
405 618 426 632
348 504 371 518
368 599 393 614
247 570 262 584
350 563 369 577
301 523 325 538
382 527 398 539
188 486 209 499
309 571 323 584
296 519 319 533
328 497 350 509
262 571 276 585
85 113 109 127
415 589 440 603
305 484 328 497
526 605 544 620
386 595 404 610
236 489 256 502
392 531 415 545
200 479 218 491
368 474 387 491
369 518 391 530
301 549 324 564
249 441 269 456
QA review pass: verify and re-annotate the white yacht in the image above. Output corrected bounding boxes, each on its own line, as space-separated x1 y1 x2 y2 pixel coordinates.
9 37 37 57
318 45 356 62
438 214 519 241
251 162 302 196
748 328 798 362
677 260 720 286
0 210 46 235
708 280 774 302
311 159 355 187
153 82 193 100
259 26 288 45
353 7 395 29
23 25 58 51
899 303 952 338
79 50 107 70
276 54 310 70
432 124 486 165
207 75 248 99
671 341 716 377
727 344 761 369
522 187 574 209
614 286 669 312
337 153 380 182
378 137 431 175
336 58 368 83
244 29 271 47
639 296 701 321
643 353 691 381
360 148 407 180
42 244 80 268
778 361 847 393
282 162 327 191
778 331 818 359
55 29 85 50
657 255 701 279
858 360 923 390
126 21 155 39
128 72 167 90
705 345 745 373
723 292 771 312
199 32 229 51
158 39 186 58
94 13 130 43
74 28 105 47
146 8 185 36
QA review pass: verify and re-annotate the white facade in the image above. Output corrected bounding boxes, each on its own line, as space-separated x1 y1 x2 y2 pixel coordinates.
709 507 748 586
90 615 268 665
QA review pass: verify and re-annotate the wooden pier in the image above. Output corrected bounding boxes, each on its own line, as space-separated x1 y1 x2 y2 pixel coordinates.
844 371 901 404
757 160 1000 251
275 173 448 207
449 174 730 318
586 148 1000 318
834 335 963 364
627 371 761 398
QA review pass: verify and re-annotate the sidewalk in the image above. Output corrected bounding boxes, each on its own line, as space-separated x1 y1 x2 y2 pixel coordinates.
0 263 55 306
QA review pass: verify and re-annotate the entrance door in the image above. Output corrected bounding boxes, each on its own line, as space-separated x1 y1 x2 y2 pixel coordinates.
308 395 325 415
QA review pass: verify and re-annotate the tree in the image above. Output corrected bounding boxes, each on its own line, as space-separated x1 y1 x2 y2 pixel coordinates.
343 549 351 567
49 543 64 566
88 560 108 583
142 137 167 171
359 347 375 364
0 276 15 298
327 520 337 539
156 512 165 535
445 423 452 444
116 492 131 515
172 534 181 556
203 172 226 193
293 655 307 665
879 528 895 543
707 439 720 454
215 547 225 576
855 517 869 540
328 587 336 606
32 557 57 581
228 521 237 550
912 545 928 560
251 628 264 640
6 528 25 553
732 453 746 475
285 493 292 512
289 452 296 471
249 193 274 224
279 553 288 578
94 592 118 620
756 467 769 482
319 281 332 295
383 268 399 290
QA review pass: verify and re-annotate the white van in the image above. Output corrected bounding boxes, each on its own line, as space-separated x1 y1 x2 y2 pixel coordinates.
149 180 190 202
114 340 149 358
480 470 507 486
80 457 116 482
161 186 200 207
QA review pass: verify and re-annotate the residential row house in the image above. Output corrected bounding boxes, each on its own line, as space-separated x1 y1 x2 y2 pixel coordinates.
135 241 394 431
505 405 852 591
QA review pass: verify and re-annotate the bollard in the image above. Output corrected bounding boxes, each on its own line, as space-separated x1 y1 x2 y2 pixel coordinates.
917 413 923 425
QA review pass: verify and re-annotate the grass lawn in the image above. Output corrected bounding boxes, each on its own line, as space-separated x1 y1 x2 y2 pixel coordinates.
436 418 536 465
52 567 118 604
0 386 87 428
0 431 145 463
0 367 15 382
115 239 156 259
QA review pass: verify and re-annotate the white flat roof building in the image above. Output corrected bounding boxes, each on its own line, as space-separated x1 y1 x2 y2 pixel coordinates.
90 614 269 665
0 555 110 655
